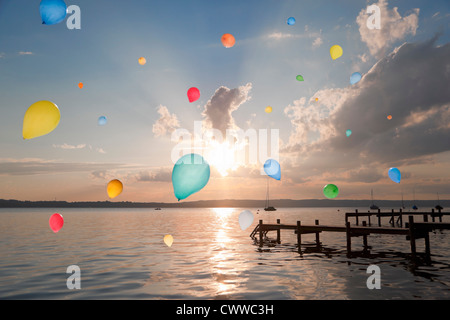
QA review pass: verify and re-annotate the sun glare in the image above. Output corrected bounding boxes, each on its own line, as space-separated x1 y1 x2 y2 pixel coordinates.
205 140 238 177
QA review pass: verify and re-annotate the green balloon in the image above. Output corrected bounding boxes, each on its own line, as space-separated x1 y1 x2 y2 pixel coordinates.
323 184 339 199
172 153 210 201
296 75 304 81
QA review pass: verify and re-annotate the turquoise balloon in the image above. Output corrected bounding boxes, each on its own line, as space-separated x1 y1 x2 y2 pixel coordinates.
388 167 401 183
264 159 281 180
346 129 352 137
172 153 210 201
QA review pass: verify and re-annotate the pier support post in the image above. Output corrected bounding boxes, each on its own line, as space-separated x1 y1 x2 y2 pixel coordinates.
362 221 368 248
438 208 442 222
355 209 359 226
432 209 435 223
259 220 263 247
276 219 281 244
315 220 320 246
346 222 352 254
378 209 381 227
398 209 403 227
297 221 302 253
408 216 416 257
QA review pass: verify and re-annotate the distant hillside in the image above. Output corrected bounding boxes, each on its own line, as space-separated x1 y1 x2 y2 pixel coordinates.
0 198 448 209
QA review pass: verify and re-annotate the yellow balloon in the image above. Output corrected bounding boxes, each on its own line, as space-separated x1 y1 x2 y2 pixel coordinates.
265 106 272 113
330 45 343 60
23 100 60 139
107 179 123 199
138 57 146 65
164 234 174 247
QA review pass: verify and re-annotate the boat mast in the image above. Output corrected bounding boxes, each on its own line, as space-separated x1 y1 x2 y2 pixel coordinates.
266 176 269 208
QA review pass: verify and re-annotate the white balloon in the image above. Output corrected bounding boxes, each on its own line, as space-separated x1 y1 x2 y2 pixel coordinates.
239 210 254 231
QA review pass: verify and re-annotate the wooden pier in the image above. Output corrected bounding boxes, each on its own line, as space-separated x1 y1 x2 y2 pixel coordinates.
250 211 450 258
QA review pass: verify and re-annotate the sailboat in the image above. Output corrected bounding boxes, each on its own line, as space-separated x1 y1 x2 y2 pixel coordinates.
412 188 418 210
435 192 443 211
264 177 276 211
370 189 379 210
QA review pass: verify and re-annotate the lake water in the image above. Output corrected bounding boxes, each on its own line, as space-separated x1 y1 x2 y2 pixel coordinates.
1 207 450 300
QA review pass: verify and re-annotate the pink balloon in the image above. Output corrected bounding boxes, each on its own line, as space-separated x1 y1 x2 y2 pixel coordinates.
187 87 200 103
49 213 64 233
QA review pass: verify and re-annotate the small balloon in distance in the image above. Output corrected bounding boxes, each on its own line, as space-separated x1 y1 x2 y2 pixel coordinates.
239 210 254 231
263 159 281 180
187 87 200 103
346 129 352 137
287 17 296 25
350 72 362 85
387 115 392 120
23 100 61 140
323 184 339 199
138 57 146 65
164 234 174 247
315 98 319 102
388 167 401 183
221 33 235 48
330 45 343 60
49 213 64 233
40 0 67 25
265 106 272 113
296 75 304 81
98 116 107 126
107 179 123 199
78 82 83 89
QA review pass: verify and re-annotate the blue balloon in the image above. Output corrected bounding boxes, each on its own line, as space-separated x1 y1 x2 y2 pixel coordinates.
98 116 107 126
264 159 281 180
172 153 210 201
350 72 362 85
388 167 401 183
287 17 296 25
40 0 67 25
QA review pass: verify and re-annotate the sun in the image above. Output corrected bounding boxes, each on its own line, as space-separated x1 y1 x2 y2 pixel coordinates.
204 140 238 177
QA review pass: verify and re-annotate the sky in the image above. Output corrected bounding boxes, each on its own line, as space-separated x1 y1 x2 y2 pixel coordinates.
0 0 449 203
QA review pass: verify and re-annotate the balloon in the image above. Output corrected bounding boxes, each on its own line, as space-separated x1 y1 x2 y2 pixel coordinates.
265 106 272 113
172 153 210 201
78 82 83 89
350 72 362 85
49 213 64 233
387 115 392 120
388 167 401 183
23 100 61 140
187 87 200 103
221 33 235 48
330 45 343 60
164 234 174 247
239 210 254 231
138 57 146 65
40 0 67 25
296 75 304 81
98 116 107 126
315 98 318 102
287 17 296 25
107 179 123 199
323 184 339 199
263 159 281 180
346 129 352 137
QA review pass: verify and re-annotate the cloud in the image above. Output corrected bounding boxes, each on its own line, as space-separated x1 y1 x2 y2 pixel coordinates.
0 53 5 58
152 105 180 137
282 37 450 182
53 143 86 150
356 0 419 57
18 51 33 55
312 37 323 49
201 83 252 136
133 169 172 182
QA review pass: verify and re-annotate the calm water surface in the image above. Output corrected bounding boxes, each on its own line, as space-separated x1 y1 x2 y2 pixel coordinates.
1 207 450 299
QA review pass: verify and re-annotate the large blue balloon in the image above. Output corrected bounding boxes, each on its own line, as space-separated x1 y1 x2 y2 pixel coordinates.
388 167 401 183
264 159 281 180
40 0 67 25
350 72 362 85
172 153 210 201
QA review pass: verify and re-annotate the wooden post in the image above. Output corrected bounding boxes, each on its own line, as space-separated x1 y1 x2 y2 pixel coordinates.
390 209 395 225
368 214 371 226
424 230 431 258
378 209 381 227
438 208 442 222
276 219 281 244
346 221 352 253
398 209 403 227
259 220 263 247
297 221 302 253
362 221 368 248
355 209 359 226
431 208 435 223
423 214 428 222
315 219 320 246
408 216 416 257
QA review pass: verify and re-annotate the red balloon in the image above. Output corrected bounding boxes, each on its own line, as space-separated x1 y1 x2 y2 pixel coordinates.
187 87 200 103
49 213 64 233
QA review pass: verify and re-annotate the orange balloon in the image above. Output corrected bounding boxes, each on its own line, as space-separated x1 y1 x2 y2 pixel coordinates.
138 57 146 65
387 115 392 120
315 98 318 102
221 33 235 48
78 82 83 89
